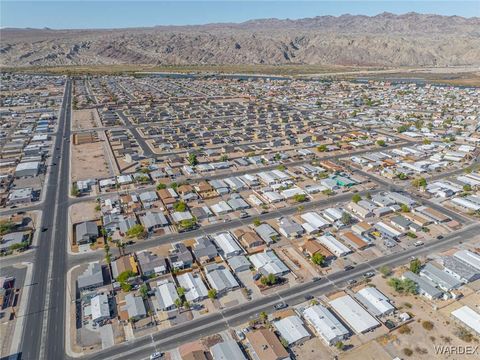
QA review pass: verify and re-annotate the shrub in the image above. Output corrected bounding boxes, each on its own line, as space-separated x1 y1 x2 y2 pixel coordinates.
398 325 412 335
422 321 434 331
403 348 413 357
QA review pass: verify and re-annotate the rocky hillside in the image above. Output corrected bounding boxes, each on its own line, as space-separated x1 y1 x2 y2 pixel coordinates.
1 12 480 67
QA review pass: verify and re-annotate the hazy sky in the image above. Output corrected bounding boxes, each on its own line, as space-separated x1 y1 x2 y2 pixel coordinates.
2 1 479 29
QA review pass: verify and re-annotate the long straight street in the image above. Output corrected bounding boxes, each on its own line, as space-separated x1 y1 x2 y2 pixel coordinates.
19 79 72 360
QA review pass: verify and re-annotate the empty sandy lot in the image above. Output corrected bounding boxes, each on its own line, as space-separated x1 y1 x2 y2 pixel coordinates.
72 109 101 130
71 139 111 181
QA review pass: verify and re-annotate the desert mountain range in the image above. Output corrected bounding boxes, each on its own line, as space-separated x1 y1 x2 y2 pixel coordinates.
1 12 479 67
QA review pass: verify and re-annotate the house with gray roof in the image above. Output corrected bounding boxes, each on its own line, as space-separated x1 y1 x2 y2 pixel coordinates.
210 340 247 360
420 263 462 292
402 271 443 300
119 216 138 234
254 223 279 244
278 217 304 239
192 236 218 264
204 263 239 294
442 256 480 283
123 293 147 320
136 251 168 276
77 262 104 291
139 211 169 232
76 221 99 245
228 255 251 273
0 232 26 252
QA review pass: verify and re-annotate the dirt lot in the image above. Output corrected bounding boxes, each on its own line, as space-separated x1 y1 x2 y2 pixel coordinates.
70 201 99 224
72 109 101 130
71 140 111 181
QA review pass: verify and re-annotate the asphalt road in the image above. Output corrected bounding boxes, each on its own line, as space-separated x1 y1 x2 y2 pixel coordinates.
68 187 381 268
86 221 480 360
18 79 72 360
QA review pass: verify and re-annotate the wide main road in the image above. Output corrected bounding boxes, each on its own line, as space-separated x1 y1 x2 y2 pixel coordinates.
19 79 72 360
86 221 480 360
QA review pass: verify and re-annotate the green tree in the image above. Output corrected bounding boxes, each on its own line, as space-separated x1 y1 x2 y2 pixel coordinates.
253 218 262 227
463 184 472 192
376 139 386 147
311 253 325 266
352 194 362 203
388 278 418 295
126 224 145 239
409 258 422 274
260 273 278 286
293 193 307 203
412 177 427 188
259 311 268 323
220 154 229 162
400 203 410 212
208 288 217 299
71 183 80 197
121 282 132 292
423 138 432 145
139 284 149 299
169 182 178 190
174 298 182 309
397 173 408 180
341 212 353 225
173 201 187 212
317 144 327 152
188 153 198 166
177 287 186 297
156 183 167 190
335 341 345 351
379 265 392 277
397 125 409 133
0 221 14 236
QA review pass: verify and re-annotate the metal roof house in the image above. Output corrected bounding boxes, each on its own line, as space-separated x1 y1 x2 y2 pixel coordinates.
91 294 110 324
303 304 349 346
402 271 443 300
76 221 99 245
212 232 243 259
177 272 209 303
273 315 310 346
249 249 290 276
123 293 147 320
254 223 279 244
329 295 380 334
77 262 105 291
210 340 247 360
442 256 480 283
454 250 480 271
317 234 352 257
204 263 239 294
155 281 179 311
355 287 395 317
420 263 462 292
451 306 480 335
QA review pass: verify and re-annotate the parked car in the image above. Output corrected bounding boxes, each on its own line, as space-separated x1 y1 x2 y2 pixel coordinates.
414 241 424 247
150 352 163 360
274 303 288 310
437 235 444 240
252 273 262 281
312 277 321 282
347 279 357 285
363 272 375 278
344 265 355 271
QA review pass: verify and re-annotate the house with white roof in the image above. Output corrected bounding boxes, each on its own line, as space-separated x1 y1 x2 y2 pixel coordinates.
317 234 352 257
91 293 110 324
177 272 209 302
303 305 349 345
155 281 179 311
249 249 289 276
273 315 310 346
212 232 243 259
355 287 395 317
329 295 380 334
